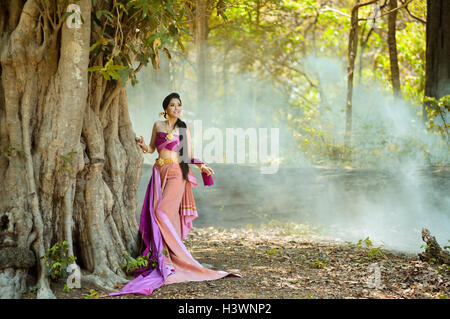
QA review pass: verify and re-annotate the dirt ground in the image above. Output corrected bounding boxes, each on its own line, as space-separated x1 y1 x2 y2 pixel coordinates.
23 221 449 299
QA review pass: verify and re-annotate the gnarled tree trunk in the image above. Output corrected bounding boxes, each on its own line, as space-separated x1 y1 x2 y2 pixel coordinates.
0 0 142 298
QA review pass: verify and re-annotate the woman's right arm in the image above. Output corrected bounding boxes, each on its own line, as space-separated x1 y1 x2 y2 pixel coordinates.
138 122 157 153
147 122 158 154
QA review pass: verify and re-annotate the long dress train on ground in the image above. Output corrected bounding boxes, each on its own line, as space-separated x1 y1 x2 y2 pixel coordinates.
109 132 241 296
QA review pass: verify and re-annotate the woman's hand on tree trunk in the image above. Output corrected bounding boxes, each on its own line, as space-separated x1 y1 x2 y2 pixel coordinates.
136 136 149 153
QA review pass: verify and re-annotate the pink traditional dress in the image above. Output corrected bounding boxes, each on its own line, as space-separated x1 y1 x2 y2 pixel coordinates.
109 132 241 296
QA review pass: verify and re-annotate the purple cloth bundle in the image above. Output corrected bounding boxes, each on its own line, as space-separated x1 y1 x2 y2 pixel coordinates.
201 172 214 186
190 158 214 186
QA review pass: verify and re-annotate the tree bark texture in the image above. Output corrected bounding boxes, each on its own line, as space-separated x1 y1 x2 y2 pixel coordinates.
345 0 360 161
387 0 402 98
424 0 450 120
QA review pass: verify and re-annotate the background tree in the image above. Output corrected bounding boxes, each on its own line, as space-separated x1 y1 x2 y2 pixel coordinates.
190 0 227 116
387 0 401 98
424 0 450 121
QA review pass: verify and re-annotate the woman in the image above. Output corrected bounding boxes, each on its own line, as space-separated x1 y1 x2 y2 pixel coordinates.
109 92 241 296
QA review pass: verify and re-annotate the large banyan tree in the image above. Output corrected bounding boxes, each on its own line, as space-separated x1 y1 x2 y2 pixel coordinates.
0 0 192 298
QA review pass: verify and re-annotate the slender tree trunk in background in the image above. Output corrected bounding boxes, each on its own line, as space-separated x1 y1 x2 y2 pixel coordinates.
0 0 142 298
195 0 210 113
345 1 360 163
358 27 367 84
358 2 379 85
345 0 379 163
424 0 450 121
256 0 261 26
387 0 402 98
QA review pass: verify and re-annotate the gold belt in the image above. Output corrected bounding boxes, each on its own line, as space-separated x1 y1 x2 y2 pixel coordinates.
155 157 179 167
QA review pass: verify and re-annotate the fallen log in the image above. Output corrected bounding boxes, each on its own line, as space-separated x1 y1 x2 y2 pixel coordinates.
418 228 450 265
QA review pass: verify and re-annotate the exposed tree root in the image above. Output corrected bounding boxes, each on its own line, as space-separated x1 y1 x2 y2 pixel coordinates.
82 268 129 292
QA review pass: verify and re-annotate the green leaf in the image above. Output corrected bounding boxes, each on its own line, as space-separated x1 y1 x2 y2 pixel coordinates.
90 38 107 52
179 27 191 36
118 67 133 86
60 155 72 165
108 70 121 80
166 5 174 16
177 7 185 21
176 38 185 52
109 64 126 71
88 66 104 72
113 1 128 14
102 72 111 81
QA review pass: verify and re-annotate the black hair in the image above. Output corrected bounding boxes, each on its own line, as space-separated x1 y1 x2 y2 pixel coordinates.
162 92 189 181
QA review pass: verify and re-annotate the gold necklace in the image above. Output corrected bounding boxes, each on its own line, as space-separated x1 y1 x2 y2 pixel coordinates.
165 120 175 141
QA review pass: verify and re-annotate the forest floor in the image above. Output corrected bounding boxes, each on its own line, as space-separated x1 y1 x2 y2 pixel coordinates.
23 221 449 299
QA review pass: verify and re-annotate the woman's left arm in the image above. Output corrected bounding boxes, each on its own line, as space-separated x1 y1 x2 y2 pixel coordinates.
186 126 214 176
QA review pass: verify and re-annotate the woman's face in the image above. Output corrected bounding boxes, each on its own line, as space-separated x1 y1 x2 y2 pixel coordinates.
166 98 182 119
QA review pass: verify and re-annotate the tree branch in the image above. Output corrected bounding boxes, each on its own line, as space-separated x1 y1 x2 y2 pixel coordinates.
400 0 426 24
356 0 416 24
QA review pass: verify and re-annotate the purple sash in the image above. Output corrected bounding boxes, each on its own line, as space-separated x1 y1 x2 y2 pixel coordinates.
109 164 174 296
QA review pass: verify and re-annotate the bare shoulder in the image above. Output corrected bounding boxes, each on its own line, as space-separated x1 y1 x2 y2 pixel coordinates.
154 120 165 132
